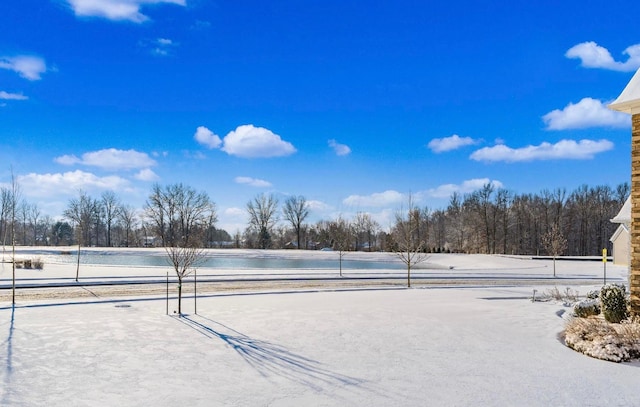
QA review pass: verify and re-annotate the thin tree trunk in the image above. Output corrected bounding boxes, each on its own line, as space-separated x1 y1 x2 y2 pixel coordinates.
178 280 182 316
406 246 413 288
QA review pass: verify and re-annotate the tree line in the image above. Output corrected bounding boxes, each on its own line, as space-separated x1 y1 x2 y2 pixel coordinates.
0 181 629 257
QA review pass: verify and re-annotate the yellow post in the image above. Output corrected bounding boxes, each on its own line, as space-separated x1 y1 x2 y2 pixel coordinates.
603 248 607 285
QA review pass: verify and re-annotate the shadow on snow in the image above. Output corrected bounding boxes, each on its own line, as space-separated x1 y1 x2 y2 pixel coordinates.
1 304 15 405
174 314 364 392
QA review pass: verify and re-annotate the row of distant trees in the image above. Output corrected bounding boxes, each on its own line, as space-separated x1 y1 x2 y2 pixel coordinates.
0 181 629 257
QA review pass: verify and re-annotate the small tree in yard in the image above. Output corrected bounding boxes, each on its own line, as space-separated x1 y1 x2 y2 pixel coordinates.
392 196 429 288
144 183 216 316
541 222 567 277
166 244 205 315
328 217 352 277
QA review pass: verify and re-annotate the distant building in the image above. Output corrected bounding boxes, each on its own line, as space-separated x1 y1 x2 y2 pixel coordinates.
610 197 630 266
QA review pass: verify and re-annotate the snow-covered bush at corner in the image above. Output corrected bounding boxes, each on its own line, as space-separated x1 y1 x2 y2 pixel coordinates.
565 317 640 362
600 284 628 323
573 299 600 318
585 289 600 300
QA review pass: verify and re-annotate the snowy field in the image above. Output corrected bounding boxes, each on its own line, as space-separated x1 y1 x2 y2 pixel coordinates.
1 249 639 406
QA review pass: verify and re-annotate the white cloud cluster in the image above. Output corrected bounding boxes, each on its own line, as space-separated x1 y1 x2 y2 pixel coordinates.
195 124 297 158
328 139 351 156
55 148 157 170
428 134 478 153
470 139 614 163
343 190 405 208
340 180 504 212
542 98 630 130
234 176 272 188
0 55 47 81
148 38 178 56
194 126 222 149
306 200 332 212
566 42 640 72
0 91 28 100
64 0 186 23
18 170 131 198
134 168 160 181
425 178 503 199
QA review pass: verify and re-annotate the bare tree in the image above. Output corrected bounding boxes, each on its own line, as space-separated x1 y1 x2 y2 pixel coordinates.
101 191 121 247
9 170 20 304
1 187 13 259
19 200 29 246
392 195 429 288
541 222 567 277
246 193 279 249
328 217 352 276
144 183 216 315
145 183 216 247
28 203 41 246
118 204 138 247
446 192 465 253
63 191 99 281
166 245 206 315
282 195 309 249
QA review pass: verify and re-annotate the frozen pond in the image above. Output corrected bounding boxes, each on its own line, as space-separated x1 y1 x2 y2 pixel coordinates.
12 248 405 270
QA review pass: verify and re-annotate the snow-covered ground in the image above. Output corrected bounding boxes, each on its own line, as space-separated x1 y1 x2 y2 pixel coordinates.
0 249 638 406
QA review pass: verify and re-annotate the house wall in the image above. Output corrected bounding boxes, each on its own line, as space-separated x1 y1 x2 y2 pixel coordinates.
611 227 630 266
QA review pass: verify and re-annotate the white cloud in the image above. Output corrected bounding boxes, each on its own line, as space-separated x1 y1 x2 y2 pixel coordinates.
566 41 640 72
343 190 405 208
54 154 82 166
221 124 297 158
0 91 28 100
64 0 186 23
0 55 47 81
218 207 249 233
307 200 332 212
425 178 504 199
328 139 351 156
470 139 614 162
134 168 159 181
150 37 178 56
194 126 222 149
55 148 157 170
18 170 131 198
428 134 478 153
234 176 272 188
543 98 630 130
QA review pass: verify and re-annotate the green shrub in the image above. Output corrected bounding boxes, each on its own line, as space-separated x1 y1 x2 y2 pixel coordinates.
574 299 600 318
600 284 628 323
586 289 600 300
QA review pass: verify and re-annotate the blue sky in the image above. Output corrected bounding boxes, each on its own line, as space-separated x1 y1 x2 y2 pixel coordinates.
1 0 639 233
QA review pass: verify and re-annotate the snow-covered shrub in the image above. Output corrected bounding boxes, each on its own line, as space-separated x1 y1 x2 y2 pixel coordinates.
543 286 579 306
586 289 600 300
573 299 600 318
600 284 628 323
565 317 640 362
32 257 44 270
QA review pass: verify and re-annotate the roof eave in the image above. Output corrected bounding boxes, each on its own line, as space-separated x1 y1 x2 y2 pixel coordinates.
608 99 640 115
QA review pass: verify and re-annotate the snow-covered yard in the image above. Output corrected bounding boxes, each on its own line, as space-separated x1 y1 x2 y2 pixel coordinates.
1 250 639 406
1 287 639 406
